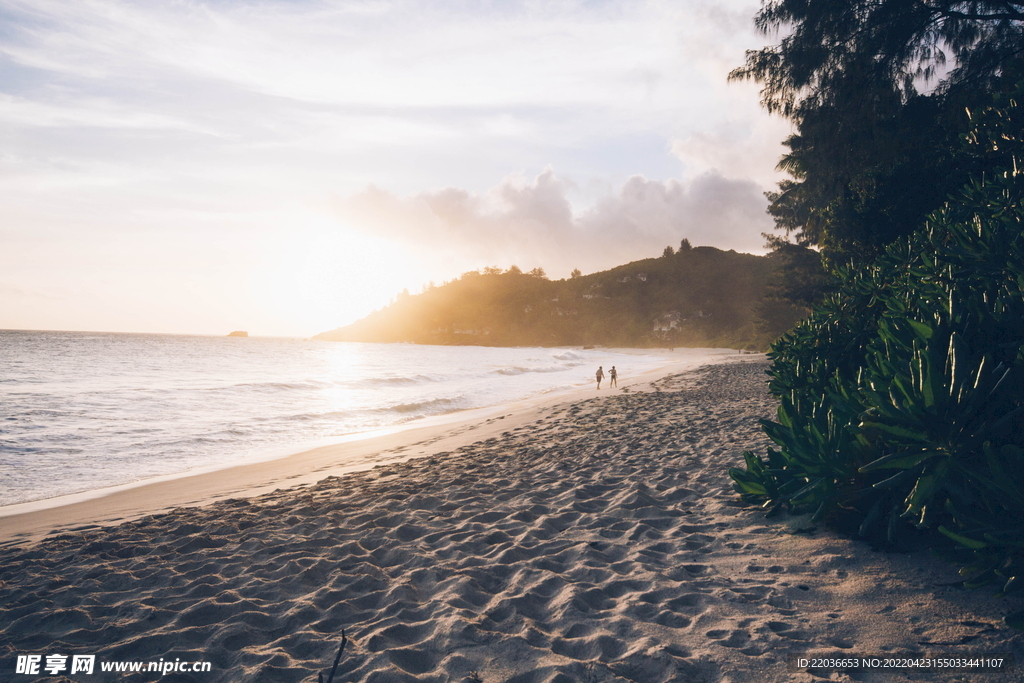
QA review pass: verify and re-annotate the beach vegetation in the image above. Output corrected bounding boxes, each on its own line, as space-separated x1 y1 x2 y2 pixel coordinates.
730 96 1024 613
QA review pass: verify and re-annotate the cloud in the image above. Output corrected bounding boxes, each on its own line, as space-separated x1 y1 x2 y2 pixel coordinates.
0 1 782 193
337 168 772 277
671 114 793 188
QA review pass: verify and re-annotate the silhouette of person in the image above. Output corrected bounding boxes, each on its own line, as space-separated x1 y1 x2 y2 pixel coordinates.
609 366 617 387
596 366 604 390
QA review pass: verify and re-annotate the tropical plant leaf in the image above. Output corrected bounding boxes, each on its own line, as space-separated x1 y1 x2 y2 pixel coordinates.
726 148 1024 610
1005 609 1024 630
939 526 988 549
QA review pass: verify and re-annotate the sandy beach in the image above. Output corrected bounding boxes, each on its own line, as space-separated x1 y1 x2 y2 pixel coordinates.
2 358 1022 682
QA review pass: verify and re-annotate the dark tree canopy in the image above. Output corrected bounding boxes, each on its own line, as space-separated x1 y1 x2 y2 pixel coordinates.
764 85 973 260
733 0 1024 118
732 0 1024 267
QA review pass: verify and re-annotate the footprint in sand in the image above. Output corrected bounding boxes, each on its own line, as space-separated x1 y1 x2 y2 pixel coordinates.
765 620 810 641
725 584 773 603
706 628 755 649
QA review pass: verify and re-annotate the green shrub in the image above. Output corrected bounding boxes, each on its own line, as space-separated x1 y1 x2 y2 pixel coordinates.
730 102 1024 618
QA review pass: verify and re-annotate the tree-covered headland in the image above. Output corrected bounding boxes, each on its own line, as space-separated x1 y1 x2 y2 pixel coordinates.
728 0 1024 623
315 243 807 350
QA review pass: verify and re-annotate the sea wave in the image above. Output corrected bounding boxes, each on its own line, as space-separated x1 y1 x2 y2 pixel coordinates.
215 380 329 392
387 397 462 414
205 376 437 393
267 409 356 423
494 365 569 376
346 374 437 387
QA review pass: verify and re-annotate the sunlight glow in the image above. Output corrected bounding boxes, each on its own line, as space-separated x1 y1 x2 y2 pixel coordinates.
248 212 427 337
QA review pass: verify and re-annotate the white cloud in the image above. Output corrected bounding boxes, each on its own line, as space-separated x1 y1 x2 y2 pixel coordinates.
670 102 793 187
0 92 213 133
338 167 772 278
0 0 777 182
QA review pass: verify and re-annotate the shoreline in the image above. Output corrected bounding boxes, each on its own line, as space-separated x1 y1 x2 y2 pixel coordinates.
0 350 737 546
1 336 728 515
2 358 1021 683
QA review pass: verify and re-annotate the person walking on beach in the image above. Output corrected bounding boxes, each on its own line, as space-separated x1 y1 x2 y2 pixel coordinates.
609 366 617 388
596 366 604 389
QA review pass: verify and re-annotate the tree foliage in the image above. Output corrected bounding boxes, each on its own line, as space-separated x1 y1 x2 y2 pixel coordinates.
733 0 1024 262
765 87 975 262
733 0 1024 117
730 99 1024 623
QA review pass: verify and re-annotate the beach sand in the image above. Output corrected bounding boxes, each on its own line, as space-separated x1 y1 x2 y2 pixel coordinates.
1 358 1022 682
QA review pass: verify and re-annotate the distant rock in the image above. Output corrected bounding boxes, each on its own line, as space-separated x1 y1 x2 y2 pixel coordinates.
227 331 248 337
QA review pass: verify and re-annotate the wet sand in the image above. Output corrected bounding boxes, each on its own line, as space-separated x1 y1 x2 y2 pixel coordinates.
1 358 1022 682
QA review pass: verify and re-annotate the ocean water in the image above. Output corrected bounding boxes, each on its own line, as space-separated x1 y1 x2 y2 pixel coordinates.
0 330 726 507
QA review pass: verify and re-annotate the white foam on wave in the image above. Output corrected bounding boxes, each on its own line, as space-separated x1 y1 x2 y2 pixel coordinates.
346 374 438 387
493 365 568 376
387 396 464 414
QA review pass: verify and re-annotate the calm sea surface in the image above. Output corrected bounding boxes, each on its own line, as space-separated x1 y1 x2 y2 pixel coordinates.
0 330 727 506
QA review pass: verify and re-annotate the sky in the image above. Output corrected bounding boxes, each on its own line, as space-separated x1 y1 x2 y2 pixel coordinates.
0 0 791 337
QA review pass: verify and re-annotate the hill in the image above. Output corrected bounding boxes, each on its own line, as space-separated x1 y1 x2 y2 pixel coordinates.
314 245 805 349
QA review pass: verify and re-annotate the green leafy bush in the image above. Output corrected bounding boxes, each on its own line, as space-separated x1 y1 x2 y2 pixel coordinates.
730 101 1024 613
